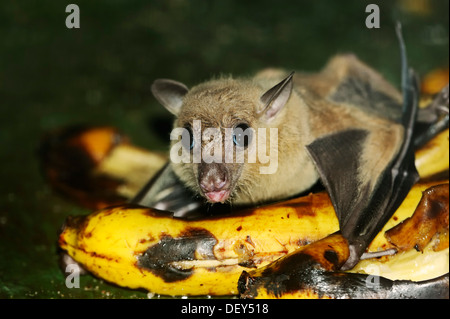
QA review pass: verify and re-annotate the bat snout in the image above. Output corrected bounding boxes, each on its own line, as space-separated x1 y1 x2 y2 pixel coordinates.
200 178 228 192
198 163 231 203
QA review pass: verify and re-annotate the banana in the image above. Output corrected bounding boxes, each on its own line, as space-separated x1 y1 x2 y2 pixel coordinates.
420 68 449 96
52 96 448 297
59 190 340 296
59 180 448 297
239 235 449 299
415 129 449 180
39 125 166 209
238 183 449 299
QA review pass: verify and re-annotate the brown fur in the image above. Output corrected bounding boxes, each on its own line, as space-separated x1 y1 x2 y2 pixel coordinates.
161 55 404 206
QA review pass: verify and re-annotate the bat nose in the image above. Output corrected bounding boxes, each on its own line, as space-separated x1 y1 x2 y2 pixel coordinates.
198 163 230 193
200 175 228 192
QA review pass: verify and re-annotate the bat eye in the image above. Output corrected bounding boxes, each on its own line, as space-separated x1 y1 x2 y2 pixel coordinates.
182 126 194 150
233 123 252 148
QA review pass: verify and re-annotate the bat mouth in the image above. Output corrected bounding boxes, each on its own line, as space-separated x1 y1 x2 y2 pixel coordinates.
204 189 230 203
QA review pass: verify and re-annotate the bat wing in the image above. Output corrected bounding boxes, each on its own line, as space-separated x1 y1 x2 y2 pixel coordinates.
306 25 420 269
414 84 449 148
131 163 203 218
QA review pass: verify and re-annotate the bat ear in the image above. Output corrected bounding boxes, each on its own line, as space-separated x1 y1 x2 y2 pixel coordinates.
258 71 294 122
151 79 189 116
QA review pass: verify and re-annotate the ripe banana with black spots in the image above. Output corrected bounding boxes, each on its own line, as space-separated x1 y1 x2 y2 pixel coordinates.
238 183 449 299
56 123 448 297
59 179 448 297
59 190 340 296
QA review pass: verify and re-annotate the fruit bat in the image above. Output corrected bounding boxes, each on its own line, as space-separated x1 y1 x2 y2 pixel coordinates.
133 25 449 269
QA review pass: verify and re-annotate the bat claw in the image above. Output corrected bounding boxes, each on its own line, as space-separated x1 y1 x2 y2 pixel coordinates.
360 248 397 260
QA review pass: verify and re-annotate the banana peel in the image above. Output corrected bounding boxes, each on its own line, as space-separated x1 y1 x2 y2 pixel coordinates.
421 68 449 96
52 121 449 298
58 180 449 297
39 125 166 209
239 239 449 299
238 183 449 299
59 189 340 296
415 129 449 179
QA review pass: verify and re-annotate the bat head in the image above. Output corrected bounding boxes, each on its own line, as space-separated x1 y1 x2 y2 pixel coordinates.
151 73 293 204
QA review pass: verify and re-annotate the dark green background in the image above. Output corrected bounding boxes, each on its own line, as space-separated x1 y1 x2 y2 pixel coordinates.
0 0 448 299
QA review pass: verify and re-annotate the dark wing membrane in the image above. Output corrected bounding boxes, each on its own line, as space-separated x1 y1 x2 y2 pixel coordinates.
414 84 449 148
341 71 419 269
131 163 203 217
306 129 370 225
307 25 420 269
330 75 403 123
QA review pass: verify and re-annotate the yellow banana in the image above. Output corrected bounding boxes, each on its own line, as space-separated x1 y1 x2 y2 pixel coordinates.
55 114 448 297
59 180 448 297
239 183 449 299
415 129 449 179
239 236 449 299
59 191 339 296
